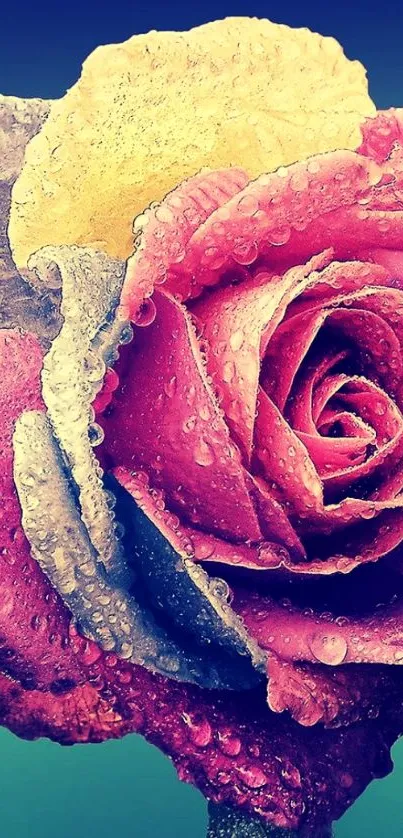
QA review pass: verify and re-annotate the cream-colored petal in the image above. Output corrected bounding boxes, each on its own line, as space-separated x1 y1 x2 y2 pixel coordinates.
9 17 375 266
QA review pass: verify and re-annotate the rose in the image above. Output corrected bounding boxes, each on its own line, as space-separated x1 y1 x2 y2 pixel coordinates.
99 108 403 728
3 18 403 838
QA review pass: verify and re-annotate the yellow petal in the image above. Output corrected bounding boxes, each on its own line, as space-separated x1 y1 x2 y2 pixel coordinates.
9 16 375 266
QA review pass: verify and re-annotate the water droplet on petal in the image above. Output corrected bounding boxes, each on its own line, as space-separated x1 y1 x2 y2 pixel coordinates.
309 632 348 665
267 226 291 246
193 539 215 560
281 763 302 789
223 360 235 383
229 329 244 351
164 375 177 398
182 712 212 747
339 772 354 789
88 423 105 446
134 297 157 327
182 415 196 434
210 577 231 600
218 729 242 757
194 439 215 467
237 765 268 789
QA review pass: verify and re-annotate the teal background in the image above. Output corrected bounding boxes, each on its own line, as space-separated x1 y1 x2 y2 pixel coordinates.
2 0 403 835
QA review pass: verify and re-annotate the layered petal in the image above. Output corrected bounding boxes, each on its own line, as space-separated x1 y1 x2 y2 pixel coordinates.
98 288 263 542
0 330 83 691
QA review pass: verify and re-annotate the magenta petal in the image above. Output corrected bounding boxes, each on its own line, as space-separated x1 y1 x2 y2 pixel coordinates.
120 167 249 319
98 289 262 542
235 589 403 669
266 653 397 728
163 151 403 292
0 330 83 690
253 388 323 517
192 255 330 460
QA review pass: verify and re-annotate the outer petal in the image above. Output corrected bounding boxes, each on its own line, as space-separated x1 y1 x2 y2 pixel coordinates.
121 167 249 321
0 650 400 836
235 590 403 670
0 95 60 338
9 18 375 266
0 330 83 690
122 150 403 319
167 152 396 296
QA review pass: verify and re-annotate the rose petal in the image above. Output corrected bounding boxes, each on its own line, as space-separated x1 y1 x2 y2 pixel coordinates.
264 273 403 414
253 388 323 516
266 653 392 728
0 330 83 691
236 589 403 668
0 658 397 834
109 467 266 681
286 347 350 434
296 430 370 475
317 378 403 493
167 152 394 296
121 167 249 321
263 308 327 412
192 254 331 461
99 288 262 542
245 474 306 561
10 19 374 266
15 411 242 689
33 245 130 584
0 95 60 338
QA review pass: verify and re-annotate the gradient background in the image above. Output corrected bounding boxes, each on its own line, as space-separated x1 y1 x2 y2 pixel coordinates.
1 0 403 835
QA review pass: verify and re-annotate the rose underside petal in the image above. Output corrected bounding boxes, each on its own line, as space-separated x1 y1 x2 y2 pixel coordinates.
15 410 254 690
33 245 130 584
105 468 266 682
0 96 61 338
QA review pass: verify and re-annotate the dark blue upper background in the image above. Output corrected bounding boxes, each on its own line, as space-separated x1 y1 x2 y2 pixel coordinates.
1 0 402 108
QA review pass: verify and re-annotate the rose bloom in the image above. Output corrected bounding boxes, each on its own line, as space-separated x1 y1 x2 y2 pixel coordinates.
4 17 403 838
